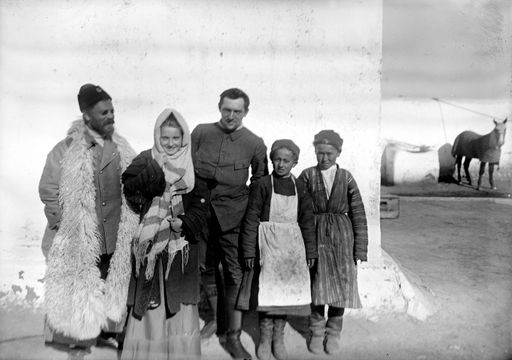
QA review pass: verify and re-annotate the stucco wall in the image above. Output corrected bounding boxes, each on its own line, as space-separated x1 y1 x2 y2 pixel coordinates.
0 0 383 307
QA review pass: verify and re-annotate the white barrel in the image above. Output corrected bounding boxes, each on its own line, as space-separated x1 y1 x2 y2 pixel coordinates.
381 143 439 185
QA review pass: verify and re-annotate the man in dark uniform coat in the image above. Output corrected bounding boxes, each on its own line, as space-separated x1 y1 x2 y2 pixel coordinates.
191 88 268 360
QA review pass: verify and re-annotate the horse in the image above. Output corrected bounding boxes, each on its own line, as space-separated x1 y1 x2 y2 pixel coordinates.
451 118 507 190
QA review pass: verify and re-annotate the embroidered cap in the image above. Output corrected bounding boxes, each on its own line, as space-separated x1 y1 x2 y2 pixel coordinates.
77 83 112 112
313 130 343 152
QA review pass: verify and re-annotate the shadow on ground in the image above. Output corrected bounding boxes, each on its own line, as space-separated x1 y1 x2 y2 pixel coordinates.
382 179 512 198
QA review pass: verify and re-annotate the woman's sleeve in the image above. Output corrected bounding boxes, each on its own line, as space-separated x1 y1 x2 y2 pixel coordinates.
122 152 166 214
240 178 266 259
347 171 368 261
178 177 210 243
297 178 318 259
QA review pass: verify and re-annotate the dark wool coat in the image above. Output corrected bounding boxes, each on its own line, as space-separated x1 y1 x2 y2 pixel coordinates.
240 173 318 260
122 149 209 319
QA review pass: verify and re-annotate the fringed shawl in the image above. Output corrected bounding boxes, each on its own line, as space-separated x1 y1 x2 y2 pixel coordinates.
132 108 194 280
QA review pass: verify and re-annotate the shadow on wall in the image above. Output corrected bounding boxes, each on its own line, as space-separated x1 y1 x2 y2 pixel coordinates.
380 141 456 186
437 143 457 183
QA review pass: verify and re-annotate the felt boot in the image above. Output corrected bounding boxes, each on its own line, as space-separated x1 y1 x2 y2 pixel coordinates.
256 317 273 360
324 316 343 355
308 311 326 354
272 318 288 360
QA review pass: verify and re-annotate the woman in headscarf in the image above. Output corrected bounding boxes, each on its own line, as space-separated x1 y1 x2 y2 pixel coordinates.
120 108 209 360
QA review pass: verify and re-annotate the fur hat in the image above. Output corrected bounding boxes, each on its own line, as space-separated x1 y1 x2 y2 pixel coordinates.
313 130 343 152
270 139 300 160
77 83 112 112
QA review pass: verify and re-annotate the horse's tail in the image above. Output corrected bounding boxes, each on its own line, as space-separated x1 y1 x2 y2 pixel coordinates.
451 134 461 157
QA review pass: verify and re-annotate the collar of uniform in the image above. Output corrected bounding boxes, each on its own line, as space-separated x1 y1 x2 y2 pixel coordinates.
215 122 245 140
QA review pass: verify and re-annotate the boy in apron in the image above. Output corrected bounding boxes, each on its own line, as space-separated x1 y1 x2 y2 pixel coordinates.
238 139 317 360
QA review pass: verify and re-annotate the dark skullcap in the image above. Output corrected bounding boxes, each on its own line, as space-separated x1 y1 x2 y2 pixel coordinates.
77 83 112 112
313 130 343 152
270 139 300 160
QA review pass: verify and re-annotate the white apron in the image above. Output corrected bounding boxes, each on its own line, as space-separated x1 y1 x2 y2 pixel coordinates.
257 176 311 307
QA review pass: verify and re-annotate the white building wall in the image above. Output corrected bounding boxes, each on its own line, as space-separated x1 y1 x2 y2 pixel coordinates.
0 0 383 306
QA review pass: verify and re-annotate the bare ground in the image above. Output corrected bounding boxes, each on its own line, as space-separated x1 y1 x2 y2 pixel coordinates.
1 182 512 360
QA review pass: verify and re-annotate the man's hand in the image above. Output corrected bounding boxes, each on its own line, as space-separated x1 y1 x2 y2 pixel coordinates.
245 257 255 269
307 258 316 268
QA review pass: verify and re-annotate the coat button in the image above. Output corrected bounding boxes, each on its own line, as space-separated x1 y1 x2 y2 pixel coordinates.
100 170 104 174
102 202 106 206
103 218 107 222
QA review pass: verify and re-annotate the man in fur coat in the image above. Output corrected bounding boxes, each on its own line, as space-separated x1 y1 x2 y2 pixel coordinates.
39 84 139 352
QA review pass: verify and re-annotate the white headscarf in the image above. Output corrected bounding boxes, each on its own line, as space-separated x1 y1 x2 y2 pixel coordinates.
151 108 194 189
134 108 195 279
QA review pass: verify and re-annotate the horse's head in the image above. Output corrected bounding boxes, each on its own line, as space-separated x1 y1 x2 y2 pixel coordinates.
493 118 507 147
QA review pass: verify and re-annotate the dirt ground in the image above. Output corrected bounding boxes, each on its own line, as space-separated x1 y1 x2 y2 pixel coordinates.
1 181 511 360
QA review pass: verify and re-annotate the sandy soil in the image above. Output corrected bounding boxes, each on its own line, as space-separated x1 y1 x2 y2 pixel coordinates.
1 184 511 360
382 176 512 198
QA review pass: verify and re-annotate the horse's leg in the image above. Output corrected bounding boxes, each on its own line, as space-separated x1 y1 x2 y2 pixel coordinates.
489 163 496 190
463 157 472 185
477 162 485 190
455 155 463 183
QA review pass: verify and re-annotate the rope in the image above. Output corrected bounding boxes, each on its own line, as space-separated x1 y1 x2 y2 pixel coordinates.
432 97 501 119
435 100 448 143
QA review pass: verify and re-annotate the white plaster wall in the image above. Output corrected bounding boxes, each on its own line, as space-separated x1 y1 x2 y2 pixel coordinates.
0 0 382 306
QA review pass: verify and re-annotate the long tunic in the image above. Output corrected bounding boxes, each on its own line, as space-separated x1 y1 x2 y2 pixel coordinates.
298 166 368 308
